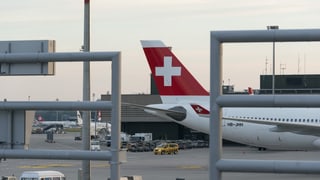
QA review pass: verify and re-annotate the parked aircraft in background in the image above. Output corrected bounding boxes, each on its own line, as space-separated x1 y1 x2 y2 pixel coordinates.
35 111 111 135
140 40 320 151
35 112 80 128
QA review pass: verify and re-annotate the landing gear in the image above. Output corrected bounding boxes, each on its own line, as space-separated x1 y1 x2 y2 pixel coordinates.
258 147 267 151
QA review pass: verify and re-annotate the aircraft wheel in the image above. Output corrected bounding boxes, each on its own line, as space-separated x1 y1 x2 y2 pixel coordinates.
258 147 267 151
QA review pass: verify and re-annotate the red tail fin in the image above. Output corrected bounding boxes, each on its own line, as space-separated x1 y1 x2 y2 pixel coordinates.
248 87 254 95
141 40 208 96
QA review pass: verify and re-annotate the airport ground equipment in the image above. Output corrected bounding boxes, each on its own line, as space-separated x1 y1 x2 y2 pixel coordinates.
210 29 320 180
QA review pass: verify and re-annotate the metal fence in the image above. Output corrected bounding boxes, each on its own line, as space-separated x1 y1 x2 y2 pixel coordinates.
209 29 320 180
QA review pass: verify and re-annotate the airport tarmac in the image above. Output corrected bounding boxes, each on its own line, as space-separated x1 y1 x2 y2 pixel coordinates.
1 132 320 180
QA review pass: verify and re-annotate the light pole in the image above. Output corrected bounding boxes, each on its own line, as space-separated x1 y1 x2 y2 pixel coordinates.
267 25 279 94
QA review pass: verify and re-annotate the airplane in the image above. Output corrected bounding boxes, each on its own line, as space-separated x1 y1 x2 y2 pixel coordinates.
35 111 111 135
72 111 111 137
89 111 112 136
35 113 80 129
140 40 320 151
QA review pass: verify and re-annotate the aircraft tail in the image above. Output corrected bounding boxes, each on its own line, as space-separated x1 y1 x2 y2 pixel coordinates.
76 111 83 126
141 40 208 103
248 87 254 95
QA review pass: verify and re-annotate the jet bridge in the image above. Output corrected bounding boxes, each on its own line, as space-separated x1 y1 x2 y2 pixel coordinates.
0 110 34 149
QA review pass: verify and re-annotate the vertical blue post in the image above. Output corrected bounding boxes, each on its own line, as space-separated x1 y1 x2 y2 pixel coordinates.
82 0 91 179
110 54 121 180
210 33 223 180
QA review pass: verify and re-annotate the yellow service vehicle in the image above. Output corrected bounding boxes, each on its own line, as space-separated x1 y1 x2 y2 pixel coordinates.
153 143 179 155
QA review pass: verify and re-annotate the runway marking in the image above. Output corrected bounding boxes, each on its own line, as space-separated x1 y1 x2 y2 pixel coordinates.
19 163 110 169
178 165 203 169
91 163 110 168
18 163 73 169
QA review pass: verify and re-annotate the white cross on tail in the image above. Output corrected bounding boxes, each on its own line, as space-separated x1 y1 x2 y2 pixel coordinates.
155 56 181 86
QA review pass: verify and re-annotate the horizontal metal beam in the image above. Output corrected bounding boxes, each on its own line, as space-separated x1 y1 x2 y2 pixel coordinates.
0 101 112 110
217 159 320 174
211 29 320 43
0 52 120 63
216 95 320 107
0 149 111 161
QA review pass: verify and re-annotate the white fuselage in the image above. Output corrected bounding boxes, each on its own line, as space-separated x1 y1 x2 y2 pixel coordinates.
222 108 320 150
148 96 320 150
38 120 77 128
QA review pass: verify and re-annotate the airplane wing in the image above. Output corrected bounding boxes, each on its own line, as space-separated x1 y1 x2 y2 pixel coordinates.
224 116 320 136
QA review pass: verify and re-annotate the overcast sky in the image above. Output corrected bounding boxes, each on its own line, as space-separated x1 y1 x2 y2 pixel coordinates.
1 0 320 101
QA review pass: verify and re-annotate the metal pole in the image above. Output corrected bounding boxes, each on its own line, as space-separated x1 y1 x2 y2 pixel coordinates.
267 25 279 94
0 149 112 160
0 52 120 63
210 34 223 180
110 54 121 180
272 40 275 94
0 101 113 110
82 0 91 179
95 116 97 139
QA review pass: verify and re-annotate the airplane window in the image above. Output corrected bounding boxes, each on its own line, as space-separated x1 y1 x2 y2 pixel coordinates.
307 119 309 122
311 119 314 123
303 119 305 122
